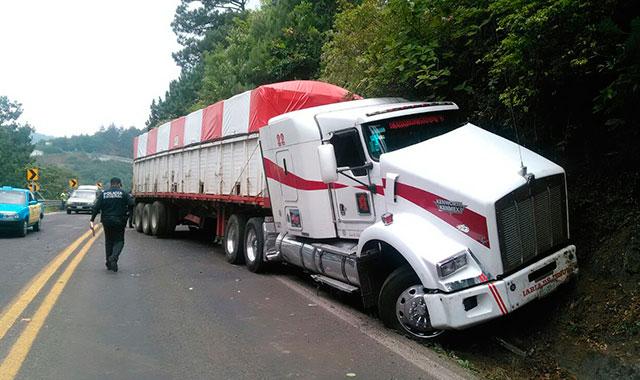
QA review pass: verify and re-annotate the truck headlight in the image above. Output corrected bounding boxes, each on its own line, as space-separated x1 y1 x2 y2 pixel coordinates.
437 251 468 278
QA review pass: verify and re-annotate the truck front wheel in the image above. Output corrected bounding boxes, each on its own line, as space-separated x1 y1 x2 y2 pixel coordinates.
244 217 266 273
224 214 246 265
378 265 444 340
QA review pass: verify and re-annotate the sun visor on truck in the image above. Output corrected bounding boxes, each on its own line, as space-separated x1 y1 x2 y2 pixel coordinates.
134 80 359 159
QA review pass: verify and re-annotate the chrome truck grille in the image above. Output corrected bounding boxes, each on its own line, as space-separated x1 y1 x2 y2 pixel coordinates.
495 174 569 273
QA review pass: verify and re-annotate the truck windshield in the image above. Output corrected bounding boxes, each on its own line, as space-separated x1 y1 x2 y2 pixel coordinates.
0 190 26 205
72 190 96 200
362 110 466 160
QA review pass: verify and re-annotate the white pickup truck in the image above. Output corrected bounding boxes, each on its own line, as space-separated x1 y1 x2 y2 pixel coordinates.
132 80 578 339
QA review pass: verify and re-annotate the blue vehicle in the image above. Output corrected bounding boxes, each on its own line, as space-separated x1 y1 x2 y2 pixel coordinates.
0 186 43 237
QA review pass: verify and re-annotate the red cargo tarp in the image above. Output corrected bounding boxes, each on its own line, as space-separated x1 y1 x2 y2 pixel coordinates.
248 81 360 133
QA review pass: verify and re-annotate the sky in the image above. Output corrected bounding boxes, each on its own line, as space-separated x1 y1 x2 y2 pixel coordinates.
0 0 259 138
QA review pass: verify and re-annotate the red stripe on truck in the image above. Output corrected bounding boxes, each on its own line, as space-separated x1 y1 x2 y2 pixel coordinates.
263 158 347 191
478 273 508 315
134 192 268 206
262 159 489 248
394 182 490 248
488 282 508 315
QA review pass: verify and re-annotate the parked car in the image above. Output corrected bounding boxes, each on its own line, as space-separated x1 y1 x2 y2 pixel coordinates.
66 188 98 214
0 186 43 237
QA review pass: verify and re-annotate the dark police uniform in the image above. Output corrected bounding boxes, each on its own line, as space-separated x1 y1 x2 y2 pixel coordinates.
91 187 132 270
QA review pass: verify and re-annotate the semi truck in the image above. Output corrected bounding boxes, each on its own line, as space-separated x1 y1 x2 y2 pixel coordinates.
132 80 578 339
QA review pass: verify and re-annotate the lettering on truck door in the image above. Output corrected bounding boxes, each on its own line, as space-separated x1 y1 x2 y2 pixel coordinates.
329 129 376 237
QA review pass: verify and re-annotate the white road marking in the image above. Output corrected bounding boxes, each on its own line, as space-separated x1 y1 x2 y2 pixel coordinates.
274 275 477 380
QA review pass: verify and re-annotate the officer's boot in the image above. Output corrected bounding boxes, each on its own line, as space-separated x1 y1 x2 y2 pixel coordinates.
110 241 125 272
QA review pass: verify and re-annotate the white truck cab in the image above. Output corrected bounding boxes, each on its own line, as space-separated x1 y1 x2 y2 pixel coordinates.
259 98 578 339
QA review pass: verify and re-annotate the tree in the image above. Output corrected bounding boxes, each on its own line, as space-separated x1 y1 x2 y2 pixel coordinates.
146 67 205 129
321 0 490 99
199 0 343 104
0 96 34 187
147 1 246 127
36 124 140 158
172 1 247 69
321 0 639 159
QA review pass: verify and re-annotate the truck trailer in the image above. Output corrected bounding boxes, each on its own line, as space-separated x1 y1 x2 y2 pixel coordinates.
132 80 578 339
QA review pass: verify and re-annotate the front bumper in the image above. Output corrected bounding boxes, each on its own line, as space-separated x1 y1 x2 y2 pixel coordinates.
67 204 93 211
425 245 578 330
0 220 22 230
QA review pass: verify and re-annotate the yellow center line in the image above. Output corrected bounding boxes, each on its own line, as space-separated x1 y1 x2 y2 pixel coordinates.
0 229 103 380
0 227 99 342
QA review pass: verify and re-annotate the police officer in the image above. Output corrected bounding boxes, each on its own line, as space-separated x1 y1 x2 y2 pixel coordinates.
60 192 68 211
90 177 132 272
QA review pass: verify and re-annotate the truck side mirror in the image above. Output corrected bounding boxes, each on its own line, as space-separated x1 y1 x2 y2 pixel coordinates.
318 144 338 184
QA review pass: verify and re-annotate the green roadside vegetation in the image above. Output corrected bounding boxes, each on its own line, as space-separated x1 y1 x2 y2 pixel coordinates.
0 97 135 199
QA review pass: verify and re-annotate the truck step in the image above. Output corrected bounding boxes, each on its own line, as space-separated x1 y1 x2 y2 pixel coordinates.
310 274 359 294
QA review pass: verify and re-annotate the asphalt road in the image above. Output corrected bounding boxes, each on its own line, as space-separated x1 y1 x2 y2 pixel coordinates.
0 213 473 380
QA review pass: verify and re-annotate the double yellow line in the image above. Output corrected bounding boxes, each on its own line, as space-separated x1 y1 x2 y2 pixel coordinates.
0 226 103 380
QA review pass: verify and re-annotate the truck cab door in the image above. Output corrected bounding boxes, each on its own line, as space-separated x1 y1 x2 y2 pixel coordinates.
275 150 298 202
27 192 40 224
329 129 376 238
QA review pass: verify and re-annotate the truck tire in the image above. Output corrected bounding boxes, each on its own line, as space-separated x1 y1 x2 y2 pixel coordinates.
224 214 246 265
142 203 152 235
165 205 177 236
66 209 71 215
151 201 168 237
134 203 145 233
244 217 266 273
378 265 444 340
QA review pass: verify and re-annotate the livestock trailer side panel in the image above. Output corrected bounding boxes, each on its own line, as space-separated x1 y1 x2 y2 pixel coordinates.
133 134 264 201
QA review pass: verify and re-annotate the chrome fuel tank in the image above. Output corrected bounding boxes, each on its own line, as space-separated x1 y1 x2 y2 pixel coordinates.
276 234 360 286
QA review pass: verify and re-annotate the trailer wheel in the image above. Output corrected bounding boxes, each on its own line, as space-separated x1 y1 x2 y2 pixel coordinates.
224 214 246 265
142 203 152 235
134 203 145 233
378 265 444 340
151 201 168 237
244 217 266 273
